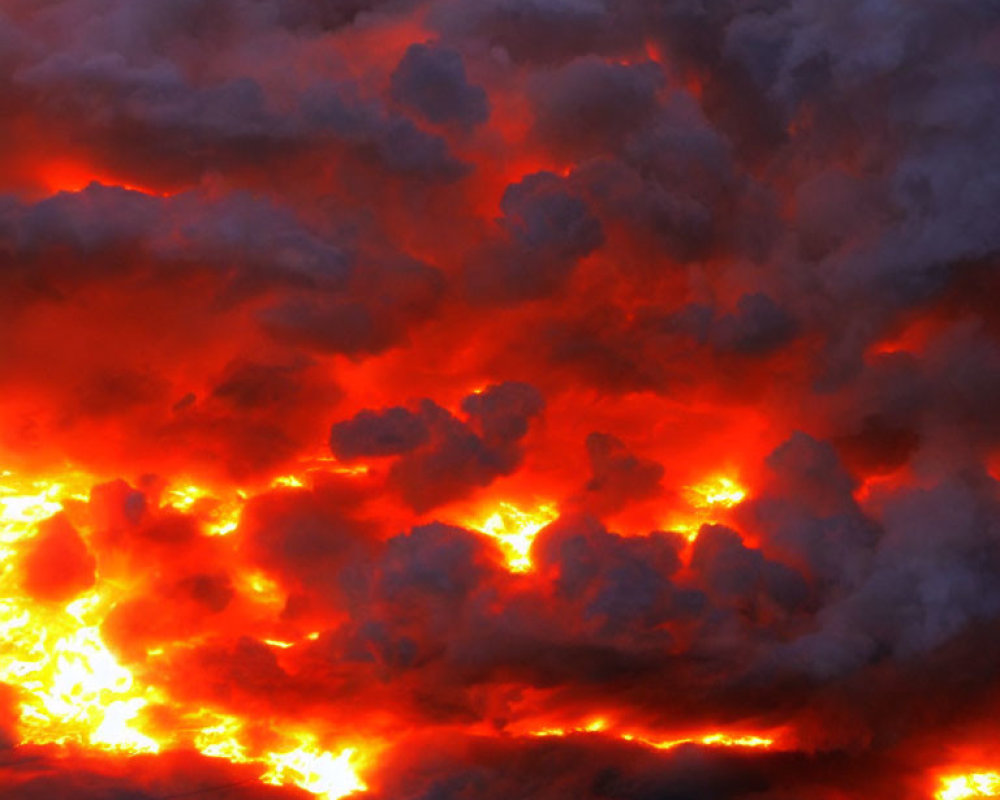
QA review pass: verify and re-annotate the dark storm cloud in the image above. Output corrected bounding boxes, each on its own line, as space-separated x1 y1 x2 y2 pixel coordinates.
466 171 603 303
528 57 663 158
241 486 376 605
3 185 344 285
532 515 699 640
499 173 603 261
741 433 878 590
759 476 1000 681
328 382 545 511
1 184 443 358
330 407 431 459
573 89 740 264
677 293 799 356
689 524 808 615
310 514 703 701
272 0 426 31
300 82 471 179
700 0 1000 385
259 254 445 356
0 1 467 184
390 42 490 129
533 290 801 398
430 0 630 66
461 381 545 441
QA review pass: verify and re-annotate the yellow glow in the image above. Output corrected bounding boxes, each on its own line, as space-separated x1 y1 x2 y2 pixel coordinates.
194 713 252 764
334 464 370 476
667 474 748 541
205 499 243 536
272 475 306 488
529 720 774 753
685 476 747 509
937 772 1000 800
641 732 773 750
699 733 772 747
92 698 159 752
194 717 367 799
0 592 160 753
0 471 84 545
165 484 207 512
532 718 606 738
263 735 367 800
0 472 160 754
165 483 243 536
0 469 375 800
292 455 371 477
243 571 285 607
468 501 558 571
668 522 700 541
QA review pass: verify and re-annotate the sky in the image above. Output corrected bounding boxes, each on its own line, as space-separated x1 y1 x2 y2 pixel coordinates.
1 1 1000 799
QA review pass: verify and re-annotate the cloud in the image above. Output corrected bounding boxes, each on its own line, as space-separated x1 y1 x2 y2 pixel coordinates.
380 383 545 511
466 171 603 303
390 43 490 128
2 0 1000 796
580 432 664 514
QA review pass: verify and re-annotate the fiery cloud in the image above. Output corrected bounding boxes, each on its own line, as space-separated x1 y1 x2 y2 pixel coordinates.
0 1 999 799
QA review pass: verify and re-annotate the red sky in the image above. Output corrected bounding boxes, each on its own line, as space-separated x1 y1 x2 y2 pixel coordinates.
2 1 1000 799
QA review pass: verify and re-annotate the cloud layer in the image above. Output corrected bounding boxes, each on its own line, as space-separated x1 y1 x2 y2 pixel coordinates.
1 1 999 799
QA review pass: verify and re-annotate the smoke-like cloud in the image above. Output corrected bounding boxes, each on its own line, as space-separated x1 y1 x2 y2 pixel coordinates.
1 1 999 798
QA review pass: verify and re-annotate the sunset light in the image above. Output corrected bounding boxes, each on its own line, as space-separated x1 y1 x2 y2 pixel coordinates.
0 2 997 798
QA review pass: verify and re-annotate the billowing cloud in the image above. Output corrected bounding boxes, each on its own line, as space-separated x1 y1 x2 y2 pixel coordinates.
0 1 998 799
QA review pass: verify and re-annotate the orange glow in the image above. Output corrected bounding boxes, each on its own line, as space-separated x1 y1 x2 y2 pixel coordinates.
465 501 559 571
40 160 169 196
936 772 1000 800
644 39 664 65
867 315 942 359
853 467 914 505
